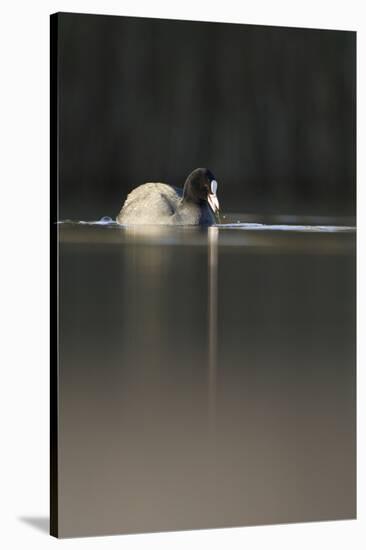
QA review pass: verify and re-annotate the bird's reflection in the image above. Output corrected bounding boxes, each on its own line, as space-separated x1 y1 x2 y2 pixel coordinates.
121 224 220 437
208 227 219 436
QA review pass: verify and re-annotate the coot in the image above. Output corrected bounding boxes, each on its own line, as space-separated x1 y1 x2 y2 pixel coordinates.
116 168 220 225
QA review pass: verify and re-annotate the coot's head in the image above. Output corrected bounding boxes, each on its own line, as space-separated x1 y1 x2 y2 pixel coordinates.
183 168 220 217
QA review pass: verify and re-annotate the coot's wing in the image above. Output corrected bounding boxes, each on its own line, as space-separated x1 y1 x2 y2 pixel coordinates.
158 185 183 215
116 183 180 225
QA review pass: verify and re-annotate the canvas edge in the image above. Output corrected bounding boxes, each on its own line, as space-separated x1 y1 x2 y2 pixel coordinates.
50 11 59 539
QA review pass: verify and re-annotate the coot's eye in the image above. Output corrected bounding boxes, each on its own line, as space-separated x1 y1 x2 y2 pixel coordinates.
211 180 218 194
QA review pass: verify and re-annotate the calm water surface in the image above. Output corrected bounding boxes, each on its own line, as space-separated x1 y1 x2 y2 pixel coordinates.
58 218 356 537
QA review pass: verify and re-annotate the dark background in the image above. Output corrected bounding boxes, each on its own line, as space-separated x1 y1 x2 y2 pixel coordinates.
56 13 356 220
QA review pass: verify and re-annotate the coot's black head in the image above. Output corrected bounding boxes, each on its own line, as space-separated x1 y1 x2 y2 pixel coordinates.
183 168 220 216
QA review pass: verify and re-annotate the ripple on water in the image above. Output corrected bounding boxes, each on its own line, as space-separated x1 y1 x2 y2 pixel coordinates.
57 217 355 233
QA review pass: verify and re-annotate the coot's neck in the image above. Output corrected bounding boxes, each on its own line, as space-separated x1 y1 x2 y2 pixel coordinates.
182 181 200 205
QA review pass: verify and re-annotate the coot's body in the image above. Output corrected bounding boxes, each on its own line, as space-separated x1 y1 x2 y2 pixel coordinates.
116 168 220 226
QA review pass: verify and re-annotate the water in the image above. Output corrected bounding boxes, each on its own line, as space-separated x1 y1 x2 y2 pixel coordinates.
57 217 356 537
